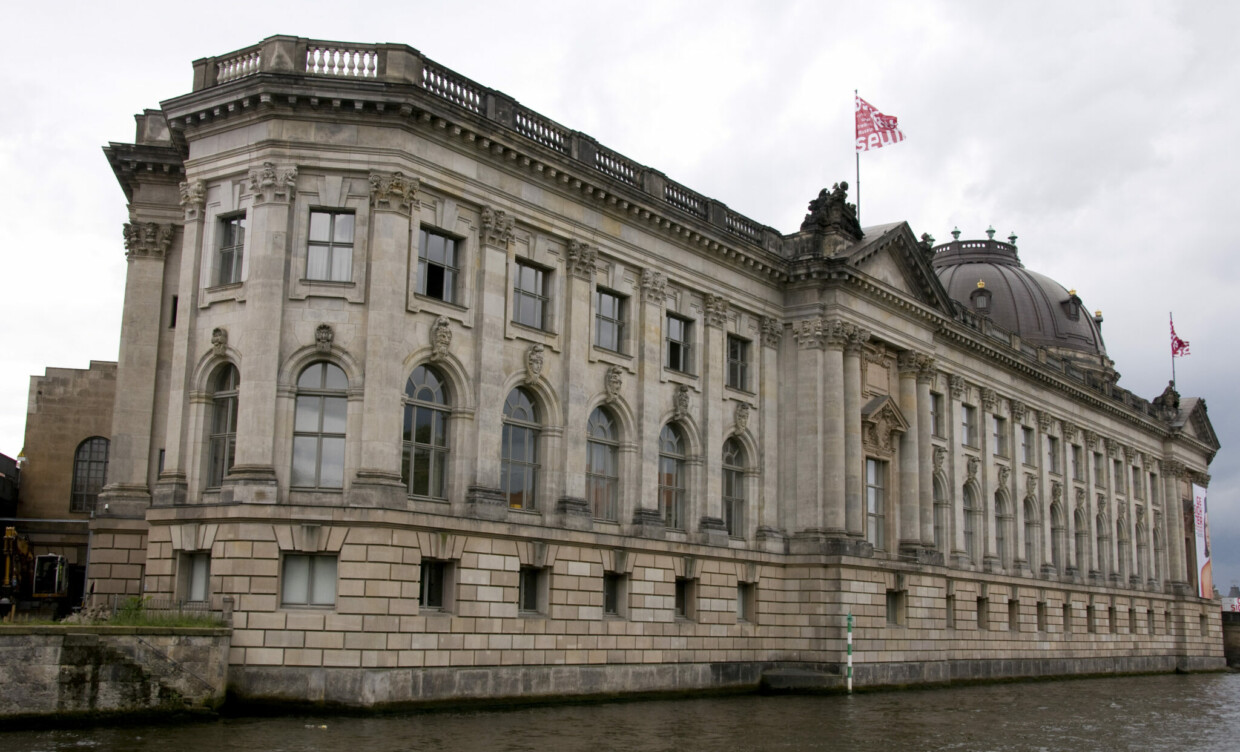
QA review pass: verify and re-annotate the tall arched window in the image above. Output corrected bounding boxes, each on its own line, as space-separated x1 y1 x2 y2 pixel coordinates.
963 484 980 564
207 364 239 488
292 362 348 489
502 387 540 509
995 492 1012 569
1050 501 1066 574
1075 508 1089 578
722 438 746 538
1024 498 1040 573
403 365 450 499
71 437 109 513
659 424 686 530
933 476 949 553
586 406 618 520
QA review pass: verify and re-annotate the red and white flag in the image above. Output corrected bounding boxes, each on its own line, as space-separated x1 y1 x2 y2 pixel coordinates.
855 95 906 152
1171 315 1190 357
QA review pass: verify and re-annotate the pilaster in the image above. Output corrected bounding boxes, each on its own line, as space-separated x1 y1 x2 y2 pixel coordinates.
698 293 729 545
896 352 921 555
843 324 869 538
558 239 597 528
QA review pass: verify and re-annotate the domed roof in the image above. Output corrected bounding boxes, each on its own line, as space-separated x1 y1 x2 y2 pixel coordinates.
931 234 1106 357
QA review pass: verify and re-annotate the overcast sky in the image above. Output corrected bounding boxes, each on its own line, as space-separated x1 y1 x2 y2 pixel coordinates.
3 1 1237 589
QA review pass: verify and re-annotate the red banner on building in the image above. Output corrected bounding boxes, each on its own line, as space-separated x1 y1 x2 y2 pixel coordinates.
856 95 906 152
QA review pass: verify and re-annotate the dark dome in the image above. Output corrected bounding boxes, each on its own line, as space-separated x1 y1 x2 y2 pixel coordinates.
931 236 1106 357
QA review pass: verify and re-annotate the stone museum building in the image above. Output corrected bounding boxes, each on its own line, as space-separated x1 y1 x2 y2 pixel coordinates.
90 35 1222 704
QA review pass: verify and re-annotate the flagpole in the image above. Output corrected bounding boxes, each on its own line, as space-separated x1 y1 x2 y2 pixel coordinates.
855 89 861 226
1170 311 1176 386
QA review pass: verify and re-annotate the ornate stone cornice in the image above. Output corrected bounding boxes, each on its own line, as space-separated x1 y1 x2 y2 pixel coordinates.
480 205 515 247
566 240 597 279
123 221 174 259
248 161 297 204
703 294 729 328
369 170 419 213
760 316 783 348
640 269 666 303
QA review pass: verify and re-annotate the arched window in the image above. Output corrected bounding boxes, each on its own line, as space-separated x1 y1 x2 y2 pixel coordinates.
1024 498 1040 573
71 437 109 513
586 406 618 520
933 476 949 553
1096 513 1110 579
292 362 348 489
1050 501 1066 574
403 365 450 499
722 438 746 538
207 364 239 488
659 424 686 530
1074 508 1089 578
502 387 540 509
995 492 1012 569
963 484 980 564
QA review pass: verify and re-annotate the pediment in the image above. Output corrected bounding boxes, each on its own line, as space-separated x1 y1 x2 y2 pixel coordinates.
1178 397 1220 457
861 394 909 457
844 222 956 315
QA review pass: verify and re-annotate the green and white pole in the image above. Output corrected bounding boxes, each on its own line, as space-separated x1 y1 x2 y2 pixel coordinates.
847 611 854 693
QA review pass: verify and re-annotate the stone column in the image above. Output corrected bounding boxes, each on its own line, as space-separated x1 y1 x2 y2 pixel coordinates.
698 294 729 545
632 269 668 536
1104 440 1121 584
155 181 206 507
916 357 936 552
467 206 516 519
1164 461 1188 590
1037 411 1056 577
1084 430 1102 581
948 374 969 566
224 162 296 504
755 317 785 552
350 172 420 508
979 388 998 571
823 323 848 539
843 324 869 539
897 352 922 555
556 241 597 529
791 317 825 544
1062 422 1080 578
98 219 176 518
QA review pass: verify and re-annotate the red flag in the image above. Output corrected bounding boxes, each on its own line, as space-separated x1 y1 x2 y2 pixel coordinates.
1171 316 1190 357
855 95 906 152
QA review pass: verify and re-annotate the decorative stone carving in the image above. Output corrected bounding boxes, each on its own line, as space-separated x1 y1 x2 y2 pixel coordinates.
916 355 937 384
897 350 923 374
1037 411 1054 432
1010 399 1026 422
949 375 965 399
524 344 545 384
1052 481 1063 504
480 205 515 247
800 182 862 255
844 323 871 352
673 384 691 421
179 180 205 210
734 402 752 434
703 294 728 328
429 316 452 361
1188 470 1211 487
1106 438 1120 459
604 365 623 404
966 455 980 480
862 397 908 457
980 388 997 412
997 464 1011 487
122 222 175 259
1123 446 1137 464
314 323 334 353
1096 494 1107 514
210 327 228 356
248 161 297 204
794 317 824 349
1164 459 1185 479
1025 473 1038 498
566 240 597 279
1083 429 1098 451
933 446 947 474
640 269 666 303
761 316 783 348
1152 380 1180 418
1075 487 1086 510
368 170 419 212
1061 421 1078 442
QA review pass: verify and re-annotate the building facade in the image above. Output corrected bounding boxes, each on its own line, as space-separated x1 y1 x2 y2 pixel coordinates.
91 36 1222 705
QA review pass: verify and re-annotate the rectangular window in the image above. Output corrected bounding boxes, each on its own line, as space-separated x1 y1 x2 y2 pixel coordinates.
886 590 906 626
674 577 696 620
1165 610 1172 635
1048 436 1061 474
1063 603 1073 634
417 228 461 303
726 335 750 391
1037 601 1048 632
1008 599 1020 632
603 572 627 618
665 314 693 373
1072 445 1084 481
419 559 453 611
1200 613 1209 636
1088 604 1097 633
307 210 354 282
1094 452 1106 485
181 552 210 603
513 261 549 330
930 393 945 438
217 214 246 286
594 289 626 352
992 416 1008 457
977 596 989 630
1149 474 1159 505
1132 467 1143 499
169 295 178 328
945 594 956 629
866 459 886 550
961 405 977 448
1129 607 1137 634
1021 427 1035 465
518 566 545 614
737 582 756 623
281 554 337 607
1114 460 1125 493
1148 608 1155 635
1109 605 1118 634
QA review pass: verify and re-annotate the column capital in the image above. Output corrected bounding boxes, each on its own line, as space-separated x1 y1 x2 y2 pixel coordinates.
760 316 783 348
897 350 933 377
794 317 825 349
566 240 598 279
179 180 205 221
1037 410 1054 432
248 161 297 204
948 374 965 399
123 221 175 260
843 323 870 354
369 170 419 213
704 294 729 328
1163 459 1186 479
640 268 666 303
980 387 998 412
1010 399 1027 422
480 205 515 248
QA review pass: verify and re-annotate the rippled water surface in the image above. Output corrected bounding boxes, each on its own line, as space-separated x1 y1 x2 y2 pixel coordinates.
7 673 1240 751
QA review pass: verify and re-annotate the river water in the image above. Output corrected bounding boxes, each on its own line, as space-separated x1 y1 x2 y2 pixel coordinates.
6 672 1240 751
